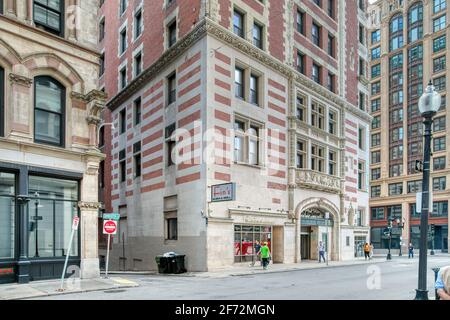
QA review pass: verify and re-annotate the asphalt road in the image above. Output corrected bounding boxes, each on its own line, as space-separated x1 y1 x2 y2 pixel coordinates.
31 256 450 300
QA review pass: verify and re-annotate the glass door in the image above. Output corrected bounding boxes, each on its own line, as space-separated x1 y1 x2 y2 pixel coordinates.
0 172 15 260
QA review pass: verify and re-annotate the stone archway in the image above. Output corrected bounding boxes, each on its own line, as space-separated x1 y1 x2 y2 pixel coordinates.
294 197 341 263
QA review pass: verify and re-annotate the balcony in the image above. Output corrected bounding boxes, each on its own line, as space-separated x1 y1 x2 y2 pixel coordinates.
295 169 342 194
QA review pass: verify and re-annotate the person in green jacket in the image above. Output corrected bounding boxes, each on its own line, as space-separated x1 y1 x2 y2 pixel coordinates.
260 242 271 270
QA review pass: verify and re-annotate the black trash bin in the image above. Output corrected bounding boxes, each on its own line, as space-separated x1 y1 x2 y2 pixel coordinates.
155 256 171 274
171 255 186 274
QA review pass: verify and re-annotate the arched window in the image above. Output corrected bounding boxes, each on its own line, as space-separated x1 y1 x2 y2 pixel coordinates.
33 0 64 37
389 14 404 51
408 2 423 43
34 76 65 147
0 67 4 137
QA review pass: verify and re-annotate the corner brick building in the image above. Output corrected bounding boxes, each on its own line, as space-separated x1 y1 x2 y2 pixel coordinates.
98 0 372 271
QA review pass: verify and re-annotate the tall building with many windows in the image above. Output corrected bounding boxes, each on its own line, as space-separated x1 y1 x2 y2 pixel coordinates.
368 0 449 253
99 0 371 271
0 1 105 283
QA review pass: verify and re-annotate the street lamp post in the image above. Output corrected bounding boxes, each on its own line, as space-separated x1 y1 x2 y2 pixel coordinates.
415 81 441 301
430 224 435 256
386 218 393 260
396 218 406 257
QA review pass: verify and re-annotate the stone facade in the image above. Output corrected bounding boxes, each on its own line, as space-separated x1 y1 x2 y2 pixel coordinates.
0 1 105 283
100 0 371 271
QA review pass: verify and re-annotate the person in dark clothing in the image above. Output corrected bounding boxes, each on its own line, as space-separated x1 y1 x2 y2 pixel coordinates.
408 243 414 259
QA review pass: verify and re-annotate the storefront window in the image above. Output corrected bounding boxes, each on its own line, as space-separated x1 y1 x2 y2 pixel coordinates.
0 172 15 259
28 176 79 258
234 225 272 263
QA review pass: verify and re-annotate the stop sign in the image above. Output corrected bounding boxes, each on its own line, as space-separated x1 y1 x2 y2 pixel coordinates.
103 220 117 235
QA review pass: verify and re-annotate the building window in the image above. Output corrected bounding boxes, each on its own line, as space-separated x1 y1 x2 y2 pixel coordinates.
389 164 403 177
120 0 127 15
312 22 321 47
120 28 127 55
389 183 403 196
0 67 3 137
388 205 402 220
359 24 365 45
371 207 385 220
358 161 365 190
134 9 143 39
390 127 403 143
433 15 446 33
119 108 126 134
296 95 306 122
433 76 446 91
328 111 337 134
371 64 381 79
327 73 335 92
311 144 325 172
371 168 381 181
249 74 259 105
359 127 366 150
328 0 334 18
164 196 178 240
329 151 337 176
389 145 403 161
253 22 263 49
371 98 381 113
134 97 141 126
234 118 262 165
311 102 324 129
99 18 105 42
234 67 244 99
33 0 64 36
34 76 65 147
359 92 366 111
119 149 126 182
371 151 381 164
371 186 381 198
297 52 305 74
28 176 79 258
434 0 447 13
99 53 105 77
134 52 142 77
434 116 446 132
433 55 446 73
371 82 380 95
433 35 446 52
167 73 176 105
233 10 244 38
312 63 321 84
166 123 176 166
432 201 448 217
133 141 141 178
371 47 381 60
433 177 446 191
390 52 404 69
296 11 305 34
328 35 335 57
372 116 381 129
407 180 422 193
433 157 446 170
371 133 380 147
168 20 177 48
297 140 307 169
372 30 380 44
120 67 127 89
433 136 446 152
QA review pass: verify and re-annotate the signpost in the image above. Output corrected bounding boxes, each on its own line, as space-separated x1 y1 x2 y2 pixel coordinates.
59 216 79 291
103 219 118 278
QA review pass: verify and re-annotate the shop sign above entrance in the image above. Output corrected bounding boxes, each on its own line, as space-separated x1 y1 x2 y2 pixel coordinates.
211 183 236 202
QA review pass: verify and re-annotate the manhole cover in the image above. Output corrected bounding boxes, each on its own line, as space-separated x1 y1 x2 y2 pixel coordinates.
103 289 126 294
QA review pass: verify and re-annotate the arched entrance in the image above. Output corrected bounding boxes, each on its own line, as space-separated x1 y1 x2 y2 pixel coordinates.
295 198 340 262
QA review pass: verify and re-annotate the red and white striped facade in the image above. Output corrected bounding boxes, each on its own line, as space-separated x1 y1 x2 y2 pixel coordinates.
100 0 372 271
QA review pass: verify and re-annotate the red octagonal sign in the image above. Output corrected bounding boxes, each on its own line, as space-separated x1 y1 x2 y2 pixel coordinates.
103 220 117 235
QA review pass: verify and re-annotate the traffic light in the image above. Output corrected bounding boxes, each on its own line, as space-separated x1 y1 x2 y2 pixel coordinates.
430 224 435 235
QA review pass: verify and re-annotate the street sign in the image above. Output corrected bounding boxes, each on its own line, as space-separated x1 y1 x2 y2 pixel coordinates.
72 216 80 231
211 183 236 202
103 213 120 221
32 216 43 221
103 220 117 235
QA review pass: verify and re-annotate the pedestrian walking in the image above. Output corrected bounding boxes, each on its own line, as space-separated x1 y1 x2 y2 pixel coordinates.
436 266 450 300
363 243 371 260
369 243 374 259
318 241 326 263
260 242 271 270
250 241 261 267
408 243 414 259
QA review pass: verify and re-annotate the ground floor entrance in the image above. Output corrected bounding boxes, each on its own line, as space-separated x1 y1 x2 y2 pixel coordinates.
354 236 366 258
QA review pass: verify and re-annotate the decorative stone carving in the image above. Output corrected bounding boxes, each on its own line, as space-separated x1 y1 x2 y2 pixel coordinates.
9 73 32 87
296 169 342 194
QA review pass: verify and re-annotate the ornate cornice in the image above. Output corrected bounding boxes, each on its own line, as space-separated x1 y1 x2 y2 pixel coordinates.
86 115 102 126
9 73 32 87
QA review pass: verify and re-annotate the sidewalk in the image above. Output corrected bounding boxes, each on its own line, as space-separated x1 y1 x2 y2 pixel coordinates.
0 276 139 300
156 256 390 278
